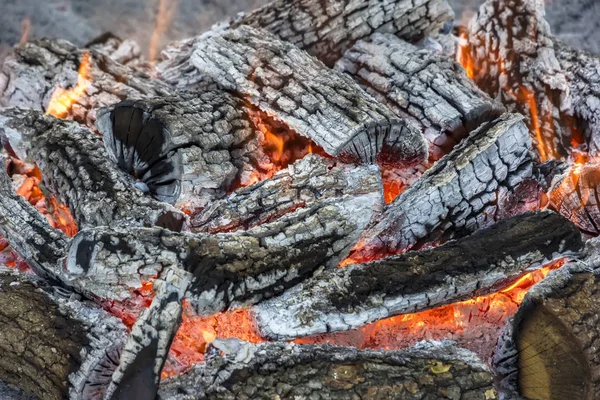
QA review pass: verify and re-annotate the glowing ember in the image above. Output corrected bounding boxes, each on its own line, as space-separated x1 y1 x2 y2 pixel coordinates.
456 30 474 80
46 52 92 119
149 0 178 64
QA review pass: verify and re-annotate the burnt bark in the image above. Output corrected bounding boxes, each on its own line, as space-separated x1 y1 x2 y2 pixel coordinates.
63 190 381 316
0 38 173 128
335 33 505 160
253 211 583 340
158 340 495 399
184 25 428 165
0 268 127 400
351 113 537 261
190 154 381 233
96 92 259 208
493 238 600 400
0 108 184 231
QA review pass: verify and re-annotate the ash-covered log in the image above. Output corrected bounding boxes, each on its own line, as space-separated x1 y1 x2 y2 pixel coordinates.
159 340 495 399
466 0 600 160
0 39 173 127
0 267 127 400
350 113 537 261
493 238 600 400
336 33 505 160
253 211 583 340
64 192 381 316
0 108 184 231
185 25 428 165
190 154 381 233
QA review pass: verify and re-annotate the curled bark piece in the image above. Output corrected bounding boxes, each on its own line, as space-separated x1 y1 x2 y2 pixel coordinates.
189 25 428 165
64 191 381 316
105 267 192 400
253 211 583 340
336 33 504 160
351 113 536 261
0 39 173 128
0 268 127 400
0 108 184 231
493 238 600 400
190 154 381 233
96 92 258 207
158 340 495 399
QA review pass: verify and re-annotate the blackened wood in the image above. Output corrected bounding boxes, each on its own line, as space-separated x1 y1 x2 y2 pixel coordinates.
0 108 185 231
158 340 495 399
0 268 127 400
84 33 144 67
190 154 381 233
187 25 428 165
0 39 173 128
96 92 259 207
351 113 537 261
64 191 381 316
493 238 600 400
253 211 583 340
336 33 505 160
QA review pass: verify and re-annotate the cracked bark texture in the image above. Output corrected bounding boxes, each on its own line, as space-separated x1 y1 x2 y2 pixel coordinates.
157 0 455 89
253 211 583 340
0 108 184 231
64 191 381 316
336 33 504 161
190 154 381 233
0 268 127 400
466 0 600 160
0 38 173 129
351 113 536 261
96 92 260 208
493 238 600 400
187 25 428 165
158 340 495 400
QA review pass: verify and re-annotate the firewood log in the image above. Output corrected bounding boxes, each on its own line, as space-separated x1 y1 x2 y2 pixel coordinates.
492 238 600 400
0 108 185 231
184 25 428 165
0 267 127 400
466 0 600 160
158 340 496 399
253 211 583 340
350 113 538 262
190 154 381 233
336 33 505 160
96 92 260 208
157 0 455 88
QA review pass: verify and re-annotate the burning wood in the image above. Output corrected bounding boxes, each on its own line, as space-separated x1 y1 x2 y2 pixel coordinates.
159 340 495 399
493 237 600 399
253 211 583 340
349 113 537 262
336 33 505 161
167 25 429 165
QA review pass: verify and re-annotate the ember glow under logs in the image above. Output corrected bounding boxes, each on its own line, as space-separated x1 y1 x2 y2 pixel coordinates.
0 0 599 399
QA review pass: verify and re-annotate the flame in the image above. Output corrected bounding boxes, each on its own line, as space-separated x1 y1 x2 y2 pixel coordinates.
456 30 474 80
19 17 31 45
46 52 92 119
149 0 177 63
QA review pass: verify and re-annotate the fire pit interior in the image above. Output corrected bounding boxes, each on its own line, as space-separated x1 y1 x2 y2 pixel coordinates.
0 0 599 399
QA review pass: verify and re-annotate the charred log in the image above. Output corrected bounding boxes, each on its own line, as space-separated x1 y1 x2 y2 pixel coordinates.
185 25 428 165
190 154 381 233
96 92 259 207
158 340 495 399
336 33 505 160
0 268 127 400
84 33 144 67
253 211 583 340
64 192 381 316
493 238 600 400
351 113 537 261
0 108 184 231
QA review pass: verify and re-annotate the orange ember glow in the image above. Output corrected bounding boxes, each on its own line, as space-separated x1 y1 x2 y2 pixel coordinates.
46 52 92 119
19 17 31 45
149 0 177 63
515 86 551 162
456 30 475 80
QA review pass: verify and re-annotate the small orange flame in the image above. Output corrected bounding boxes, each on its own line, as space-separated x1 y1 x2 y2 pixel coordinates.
149 0 177 63
19 17 31 45
456 30 474 80
46 52 92 119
